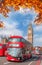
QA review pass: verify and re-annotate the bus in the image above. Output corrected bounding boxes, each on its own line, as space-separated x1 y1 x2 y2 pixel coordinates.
0 37 8 56
0 44 7 56
6 36 32 61
0 44 4 56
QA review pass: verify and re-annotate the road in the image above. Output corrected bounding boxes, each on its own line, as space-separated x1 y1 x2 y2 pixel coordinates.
0 55 42 65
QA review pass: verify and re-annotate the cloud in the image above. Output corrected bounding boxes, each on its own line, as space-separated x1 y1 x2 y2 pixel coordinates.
33 34 42 46
34 37 42 46
0 29 23 36
3 21 19 29
19 7 36 15
33 24 42 46
0 21 23 37
24 36 27 40
34 37 42 43
34 25 42 31
19 7 30 14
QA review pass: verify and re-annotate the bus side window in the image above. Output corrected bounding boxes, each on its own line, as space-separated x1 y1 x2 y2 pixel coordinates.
21 38 25 43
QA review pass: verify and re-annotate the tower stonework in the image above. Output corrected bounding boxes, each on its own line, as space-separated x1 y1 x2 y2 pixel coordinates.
28 23 33 46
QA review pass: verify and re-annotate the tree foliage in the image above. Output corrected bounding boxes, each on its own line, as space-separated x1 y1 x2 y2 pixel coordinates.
0 21 4 27
0 0 42 24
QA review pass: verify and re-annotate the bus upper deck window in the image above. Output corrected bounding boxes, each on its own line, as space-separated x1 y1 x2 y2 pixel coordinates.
21 38 25 43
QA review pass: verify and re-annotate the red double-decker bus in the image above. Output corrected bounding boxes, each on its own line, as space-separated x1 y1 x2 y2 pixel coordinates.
0 44 6 56
0 44 4 56
6 36 32 61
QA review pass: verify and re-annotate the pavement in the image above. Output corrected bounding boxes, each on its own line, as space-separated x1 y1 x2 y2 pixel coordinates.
0 55 42 65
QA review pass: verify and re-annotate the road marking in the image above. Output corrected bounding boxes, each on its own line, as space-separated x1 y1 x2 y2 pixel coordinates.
28 62 33 65
4 62 11 65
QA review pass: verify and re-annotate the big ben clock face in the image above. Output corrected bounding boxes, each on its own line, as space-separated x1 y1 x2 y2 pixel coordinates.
28 30 31 33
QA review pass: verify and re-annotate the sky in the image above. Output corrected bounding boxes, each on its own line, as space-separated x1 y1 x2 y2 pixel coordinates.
0 7 42 46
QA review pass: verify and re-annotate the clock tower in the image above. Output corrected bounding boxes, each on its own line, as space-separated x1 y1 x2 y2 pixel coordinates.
28 23 33 46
